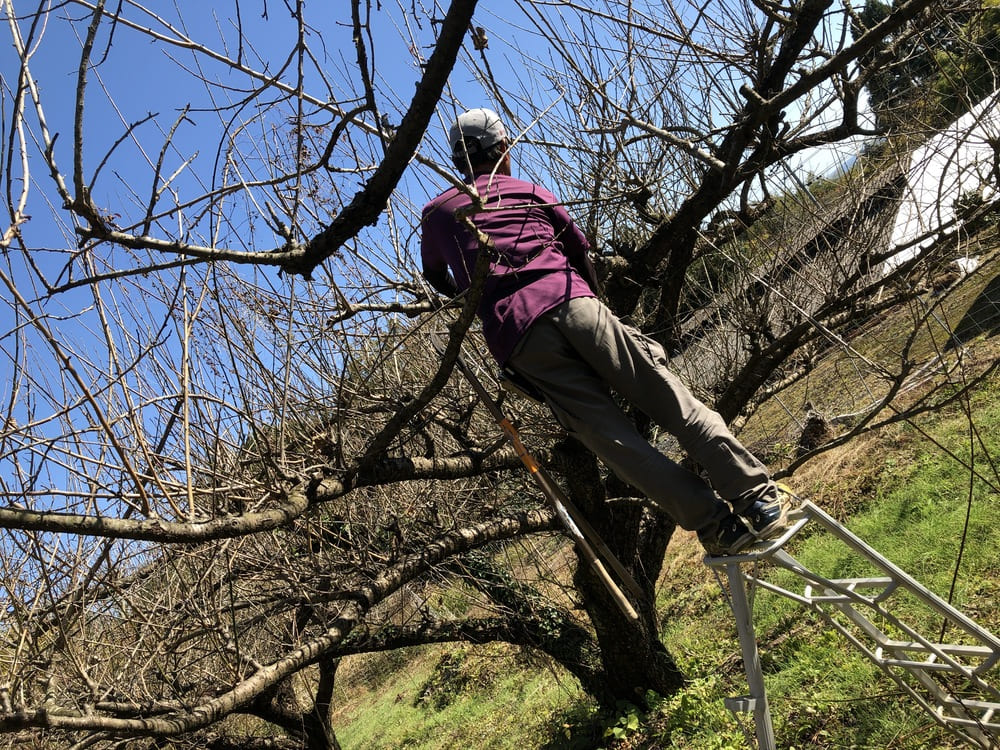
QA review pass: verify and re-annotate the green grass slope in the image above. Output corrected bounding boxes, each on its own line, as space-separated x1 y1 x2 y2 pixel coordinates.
334 246 1000 750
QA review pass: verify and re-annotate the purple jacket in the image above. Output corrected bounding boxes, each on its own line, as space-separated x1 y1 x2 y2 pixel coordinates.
421 173 596 364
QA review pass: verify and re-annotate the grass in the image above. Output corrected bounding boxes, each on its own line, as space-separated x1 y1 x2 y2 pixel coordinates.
333 643 586 749
333 255 1000 748
741 239 1000 462
332 393 1000 748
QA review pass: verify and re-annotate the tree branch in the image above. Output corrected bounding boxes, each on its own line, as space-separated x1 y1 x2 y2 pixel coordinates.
280 0 479 278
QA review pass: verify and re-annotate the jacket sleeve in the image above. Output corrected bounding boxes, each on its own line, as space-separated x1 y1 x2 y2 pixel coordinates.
422 265 460 298
420 204 461 299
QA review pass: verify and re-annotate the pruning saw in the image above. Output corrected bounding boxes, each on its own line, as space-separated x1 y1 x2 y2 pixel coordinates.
429 331 644 622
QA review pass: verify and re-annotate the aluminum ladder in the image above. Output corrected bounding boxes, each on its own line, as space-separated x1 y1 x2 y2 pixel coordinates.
705 500 1000 750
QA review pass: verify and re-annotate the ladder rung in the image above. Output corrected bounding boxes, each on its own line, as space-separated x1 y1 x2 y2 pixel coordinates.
725 696 757 713
826 576 895 590
879 657 964 672
882 640 996 659
934 714 1000 732
941 697 1000 712
804 577 897 603
806 593 859 603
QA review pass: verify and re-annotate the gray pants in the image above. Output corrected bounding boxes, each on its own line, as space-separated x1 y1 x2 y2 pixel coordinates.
507 296 775 531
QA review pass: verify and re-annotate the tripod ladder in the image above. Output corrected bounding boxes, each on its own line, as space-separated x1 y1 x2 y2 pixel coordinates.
705 500 1000 750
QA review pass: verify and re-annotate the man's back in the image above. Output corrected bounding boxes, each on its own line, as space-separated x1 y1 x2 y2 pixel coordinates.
421 172 594 364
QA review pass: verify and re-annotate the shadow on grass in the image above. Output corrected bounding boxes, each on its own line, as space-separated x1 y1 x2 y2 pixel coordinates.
948 271 1000 348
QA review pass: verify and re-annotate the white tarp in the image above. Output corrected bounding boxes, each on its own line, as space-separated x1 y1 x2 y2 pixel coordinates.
889 94 1000 268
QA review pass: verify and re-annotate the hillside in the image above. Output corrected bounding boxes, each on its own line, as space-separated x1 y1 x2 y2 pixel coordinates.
331 233 1000 749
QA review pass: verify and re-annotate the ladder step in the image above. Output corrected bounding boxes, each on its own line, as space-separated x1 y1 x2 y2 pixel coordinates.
882 640 996 659
725 696 757 713
878 656 970 673
879 640 998 673
826 576 895 590
941 697 1000 712
935 715 1000 732
804 577 897 603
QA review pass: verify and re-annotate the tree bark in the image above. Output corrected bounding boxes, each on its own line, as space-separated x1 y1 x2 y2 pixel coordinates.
554 439 685 707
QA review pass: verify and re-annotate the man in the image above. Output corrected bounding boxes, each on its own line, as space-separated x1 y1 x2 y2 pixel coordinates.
421 107 790 556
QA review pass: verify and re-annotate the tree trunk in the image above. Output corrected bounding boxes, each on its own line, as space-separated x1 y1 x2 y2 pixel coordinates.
247 669 342 750
304 659 342 750
554 440 686 707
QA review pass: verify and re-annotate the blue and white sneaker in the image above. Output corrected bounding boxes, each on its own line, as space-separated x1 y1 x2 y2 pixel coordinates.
740 484 795 540
699 514 755 557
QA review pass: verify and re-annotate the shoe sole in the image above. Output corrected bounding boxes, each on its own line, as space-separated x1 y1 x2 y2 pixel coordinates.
729 529 756 554
706 529 755 557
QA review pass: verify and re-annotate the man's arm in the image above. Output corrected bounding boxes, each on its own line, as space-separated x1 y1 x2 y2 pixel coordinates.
420 201 462 300
422 265 460 298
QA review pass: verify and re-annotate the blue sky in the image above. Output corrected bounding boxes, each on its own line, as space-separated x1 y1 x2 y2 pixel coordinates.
0 2 531 513
4 2 866 273
0 1 873 517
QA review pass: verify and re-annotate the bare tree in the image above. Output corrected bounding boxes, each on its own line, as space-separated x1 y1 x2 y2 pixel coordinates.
1 0 998 747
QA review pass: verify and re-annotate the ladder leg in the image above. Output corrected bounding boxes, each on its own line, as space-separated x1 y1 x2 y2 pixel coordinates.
724 560 777 750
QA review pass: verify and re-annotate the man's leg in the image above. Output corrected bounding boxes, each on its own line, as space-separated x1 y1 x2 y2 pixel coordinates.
540 297 777 512
508 311 732 532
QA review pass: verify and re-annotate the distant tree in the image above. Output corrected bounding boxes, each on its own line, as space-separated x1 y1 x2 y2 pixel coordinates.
853 0 1000 128
932 4 1000 118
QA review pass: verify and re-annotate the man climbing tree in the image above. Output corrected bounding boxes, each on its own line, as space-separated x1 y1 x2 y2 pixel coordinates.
421 108 794 557
3 0 994 746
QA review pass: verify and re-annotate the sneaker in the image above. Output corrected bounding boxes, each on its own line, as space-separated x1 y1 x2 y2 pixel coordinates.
698 514 755 557
740 484 795 540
